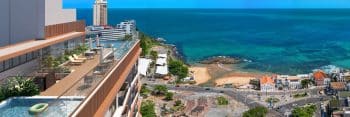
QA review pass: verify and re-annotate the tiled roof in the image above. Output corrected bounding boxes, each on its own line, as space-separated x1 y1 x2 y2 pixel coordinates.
260 76 274 85
330 82 346 90
314 70 327 80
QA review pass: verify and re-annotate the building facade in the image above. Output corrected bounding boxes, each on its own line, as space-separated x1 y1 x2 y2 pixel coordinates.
0 0 85 80
93 0 108 26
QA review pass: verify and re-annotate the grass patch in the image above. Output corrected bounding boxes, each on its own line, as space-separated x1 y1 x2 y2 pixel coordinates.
293 92 308 98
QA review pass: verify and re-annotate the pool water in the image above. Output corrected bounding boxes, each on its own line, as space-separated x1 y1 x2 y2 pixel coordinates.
0 97 82 117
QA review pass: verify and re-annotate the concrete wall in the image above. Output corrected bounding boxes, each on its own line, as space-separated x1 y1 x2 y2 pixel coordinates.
45 0 76 26
0 0 45 47
0 0 10 47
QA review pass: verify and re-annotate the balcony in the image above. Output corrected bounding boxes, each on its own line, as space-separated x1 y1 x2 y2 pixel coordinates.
44 39 139 116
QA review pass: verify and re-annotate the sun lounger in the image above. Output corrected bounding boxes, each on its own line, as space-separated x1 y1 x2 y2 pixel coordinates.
68 56 84 65
73 54 87 61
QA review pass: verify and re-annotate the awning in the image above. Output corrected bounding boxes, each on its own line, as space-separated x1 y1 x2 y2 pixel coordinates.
156 65 168 75
138 58 152 76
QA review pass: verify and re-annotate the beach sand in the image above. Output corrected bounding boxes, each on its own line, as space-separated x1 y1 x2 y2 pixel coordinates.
215 76 256 87
190 67 212 85
191 63 267 86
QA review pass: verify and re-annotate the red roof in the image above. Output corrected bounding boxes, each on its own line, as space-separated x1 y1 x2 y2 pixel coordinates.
314 70 327 80
260 76 274 85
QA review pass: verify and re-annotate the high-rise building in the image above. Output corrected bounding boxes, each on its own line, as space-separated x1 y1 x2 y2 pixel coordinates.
0 0 142 116
93 0 108 26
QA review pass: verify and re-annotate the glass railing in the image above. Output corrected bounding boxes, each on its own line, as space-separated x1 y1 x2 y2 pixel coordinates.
46 39 139 116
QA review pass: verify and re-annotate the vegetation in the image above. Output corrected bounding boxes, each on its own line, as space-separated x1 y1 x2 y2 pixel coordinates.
140 84 151 97
243 106 268 117
168 59 189 81
301 79 313 89
152 85 168 96
150 51 158 60
140 33 160 56
249 79 260 90
292 104 317 117
164 92 174 101
216 96 229 105
124 34 133 40
293 92 308 98
265 97 280 103
0 76 40 102
140 100 156 117
174 100 182 106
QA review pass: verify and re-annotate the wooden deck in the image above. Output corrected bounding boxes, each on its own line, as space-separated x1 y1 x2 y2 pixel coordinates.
40 55 100 96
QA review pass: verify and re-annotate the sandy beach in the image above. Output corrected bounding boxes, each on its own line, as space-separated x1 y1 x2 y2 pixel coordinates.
190 67 212 85
214 76 256 87
191 64 266 86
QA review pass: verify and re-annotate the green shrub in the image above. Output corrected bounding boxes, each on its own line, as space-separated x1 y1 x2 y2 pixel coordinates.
150 51 158 60
0 76 40 102
140 85 151 97
217 96 229 105
168 59 188 79
292 104 316 117
141 100 156 117
174 100 182 106
164 92 174 101
243 106 268 117
152 85 168 96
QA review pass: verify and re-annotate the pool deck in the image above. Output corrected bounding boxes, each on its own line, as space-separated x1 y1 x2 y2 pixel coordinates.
40 55 100 96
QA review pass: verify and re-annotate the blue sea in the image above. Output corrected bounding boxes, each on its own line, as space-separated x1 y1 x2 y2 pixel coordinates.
78 9 350 75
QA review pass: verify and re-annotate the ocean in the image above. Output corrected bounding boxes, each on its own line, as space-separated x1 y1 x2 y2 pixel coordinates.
78 9 350 75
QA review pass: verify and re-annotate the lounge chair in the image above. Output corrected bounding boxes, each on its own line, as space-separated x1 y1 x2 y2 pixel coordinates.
68 56 84 65
73 54 87 61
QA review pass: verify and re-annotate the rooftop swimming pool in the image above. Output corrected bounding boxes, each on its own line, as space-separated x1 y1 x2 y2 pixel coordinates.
0 96 83 117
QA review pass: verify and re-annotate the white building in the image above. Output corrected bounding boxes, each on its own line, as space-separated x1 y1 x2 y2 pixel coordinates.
116 20 136 35
87 20 137 40
93 0 107 26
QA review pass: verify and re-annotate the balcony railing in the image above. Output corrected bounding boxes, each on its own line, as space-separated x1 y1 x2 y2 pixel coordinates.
45 20 85 39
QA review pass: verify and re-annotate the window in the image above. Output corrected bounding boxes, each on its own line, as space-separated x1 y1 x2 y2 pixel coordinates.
27 53 33 60
0 61 4 72
4 60 11 70
12 57 20 67
20 54 26 64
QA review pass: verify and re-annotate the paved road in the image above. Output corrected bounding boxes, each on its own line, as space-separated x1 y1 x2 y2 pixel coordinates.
146 83 284 116
145 83 329 117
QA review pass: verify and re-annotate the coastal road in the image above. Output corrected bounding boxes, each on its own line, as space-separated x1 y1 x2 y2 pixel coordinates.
146 83 284 116
145 82 328 116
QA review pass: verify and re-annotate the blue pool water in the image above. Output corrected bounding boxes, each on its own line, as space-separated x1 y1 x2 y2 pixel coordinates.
0 97 82 117
78 9 350 74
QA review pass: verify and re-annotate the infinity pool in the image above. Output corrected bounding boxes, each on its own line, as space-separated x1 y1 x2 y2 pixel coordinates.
0 96 83 117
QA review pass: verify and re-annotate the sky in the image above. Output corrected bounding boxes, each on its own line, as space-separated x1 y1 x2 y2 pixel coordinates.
63 0 350 9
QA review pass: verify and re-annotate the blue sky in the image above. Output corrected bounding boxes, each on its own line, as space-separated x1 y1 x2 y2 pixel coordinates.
63 0 350 8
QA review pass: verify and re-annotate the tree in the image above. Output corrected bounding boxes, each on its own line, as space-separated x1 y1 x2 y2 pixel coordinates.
243 106 268 117
301 79 311 89
292 105 316 117
174 100 182 106
141 100 156 117
217 96 229 105
249 79 260 90
168 59 189 80
164 92 174 101
150 51 158 60
152 85 168 96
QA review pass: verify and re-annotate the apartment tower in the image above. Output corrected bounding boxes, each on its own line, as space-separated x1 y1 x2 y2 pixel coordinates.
93 0 108 26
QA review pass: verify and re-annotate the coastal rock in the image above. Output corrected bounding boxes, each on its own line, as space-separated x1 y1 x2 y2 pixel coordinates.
200 56 241 64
